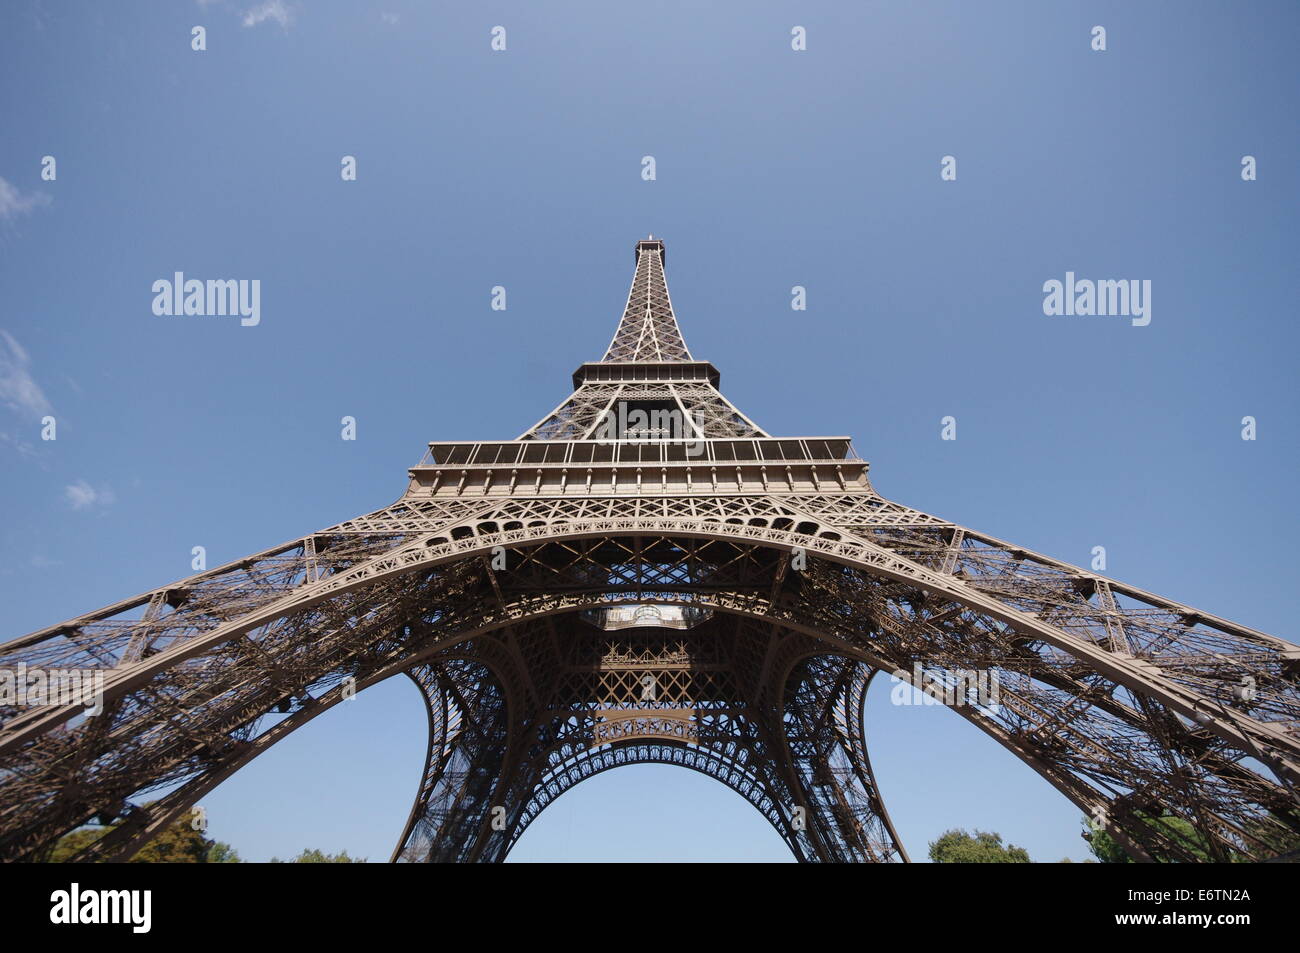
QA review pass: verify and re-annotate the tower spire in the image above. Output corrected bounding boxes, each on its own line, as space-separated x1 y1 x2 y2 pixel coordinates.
518 235 766 440
601 238 693 362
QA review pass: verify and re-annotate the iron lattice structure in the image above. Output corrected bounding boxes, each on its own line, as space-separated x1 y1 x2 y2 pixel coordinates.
2 237 1298 863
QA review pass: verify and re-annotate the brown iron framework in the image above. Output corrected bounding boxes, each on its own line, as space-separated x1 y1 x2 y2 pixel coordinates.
2 237 1298 863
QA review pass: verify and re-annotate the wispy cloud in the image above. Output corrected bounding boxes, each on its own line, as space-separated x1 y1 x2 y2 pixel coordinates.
242 1 292 28
0 176 51 222
0 430 40 459
0 330 54 419
380 12 399 26
65 480 115 510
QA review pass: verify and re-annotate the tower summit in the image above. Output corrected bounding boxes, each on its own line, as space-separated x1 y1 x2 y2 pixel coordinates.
518 236 766 443
602 237 691 362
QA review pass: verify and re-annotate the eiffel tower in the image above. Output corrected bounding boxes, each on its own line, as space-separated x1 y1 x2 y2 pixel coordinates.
2 237 1298 863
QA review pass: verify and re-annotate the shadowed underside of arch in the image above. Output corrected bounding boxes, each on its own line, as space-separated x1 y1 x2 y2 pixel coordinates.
389 628 905 863
2 238 1298 863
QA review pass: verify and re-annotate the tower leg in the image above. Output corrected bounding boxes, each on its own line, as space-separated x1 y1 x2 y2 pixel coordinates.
391 657 512 863
780 656 908 862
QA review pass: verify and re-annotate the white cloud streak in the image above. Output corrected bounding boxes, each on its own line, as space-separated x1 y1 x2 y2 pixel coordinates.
0 330 54 419
0 176 51 222
65 480 115 510
242 1 292 28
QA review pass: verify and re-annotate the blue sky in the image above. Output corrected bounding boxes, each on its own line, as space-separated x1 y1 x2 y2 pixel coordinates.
1 1 1296 862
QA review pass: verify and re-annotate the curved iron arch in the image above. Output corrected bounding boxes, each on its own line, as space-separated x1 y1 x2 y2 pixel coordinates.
7 517 1291 761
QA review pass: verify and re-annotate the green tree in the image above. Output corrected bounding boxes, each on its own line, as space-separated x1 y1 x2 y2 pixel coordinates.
928 828 1031 863
270 848 365 863
1240 817 1300 860
131 821 213 863
1086 813 1300 863
46 827 109 862
47 817 219 863
207 841 242 863
1083 814 1215 863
